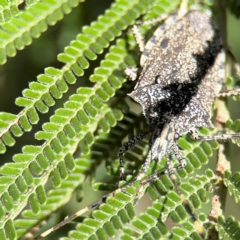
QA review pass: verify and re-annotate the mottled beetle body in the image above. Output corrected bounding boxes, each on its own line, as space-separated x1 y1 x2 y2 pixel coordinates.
121 10 225 179
131 10 224 130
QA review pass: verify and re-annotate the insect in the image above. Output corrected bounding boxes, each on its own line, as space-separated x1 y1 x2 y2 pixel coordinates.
119 8 226 181
33 2 240 239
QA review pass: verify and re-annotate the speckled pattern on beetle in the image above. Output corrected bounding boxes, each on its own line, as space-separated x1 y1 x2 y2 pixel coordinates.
120 10 225 180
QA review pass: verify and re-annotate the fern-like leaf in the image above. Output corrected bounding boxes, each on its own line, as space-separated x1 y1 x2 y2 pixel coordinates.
0 0 152 154
0 0 21 24
0 0 84 64
216 216 240 240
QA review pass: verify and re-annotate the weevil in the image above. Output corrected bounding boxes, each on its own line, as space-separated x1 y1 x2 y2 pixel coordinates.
119 8 240 181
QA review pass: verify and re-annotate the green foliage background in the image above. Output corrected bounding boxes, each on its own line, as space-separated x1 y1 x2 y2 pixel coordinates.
0 0 240 239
